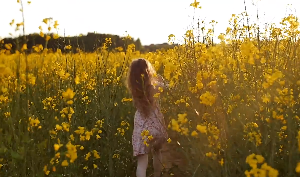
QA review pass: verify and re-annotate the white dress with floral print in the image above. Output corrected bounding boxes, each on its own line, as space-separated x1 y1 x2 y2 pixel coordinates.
132 80 168 157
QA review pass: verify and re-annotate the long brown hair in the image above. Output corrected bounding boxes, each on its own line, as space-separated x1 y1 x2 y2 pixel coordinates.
126 58 157 117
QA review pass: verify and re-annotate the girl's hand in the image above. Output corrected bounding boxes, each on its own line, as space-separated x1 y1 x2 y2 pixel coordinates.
156 74 164 83
156 74 169 89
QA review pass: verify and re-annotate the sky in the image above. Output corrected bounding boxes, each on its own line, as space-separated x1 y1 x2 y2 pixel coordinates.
1 0 300 45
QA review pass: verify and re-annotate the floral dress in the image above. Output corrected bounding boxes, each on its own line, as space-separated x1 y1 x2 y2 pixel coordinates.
132 80 168 157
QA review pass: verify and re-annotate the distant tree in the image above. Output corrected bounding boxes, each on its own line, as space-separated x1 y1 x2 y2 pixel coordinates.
134 38 142 51
1 33 177 54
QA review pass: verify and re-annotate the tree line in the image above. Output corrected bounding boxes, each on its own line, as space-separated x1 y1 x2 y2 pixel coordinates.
1 33 178 53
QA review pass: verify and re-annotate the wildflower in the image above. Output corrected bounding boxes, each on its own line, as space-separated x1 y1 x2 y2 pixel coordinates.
5 43 12 50
65 45 72 50
62 88 75 100
56 124 62 131
141 130 149 137
200 91 216 106
85 152 91 161
45 35 51 41
21 44 27 51
171 119 180 132
190 0 200 8
9 19 14 26
191 131 198 137
219 158 224 166
75 76 80 84
53 34 59 39
93 150 100 159
296 162 300 173
54 144 62 151
65 141 77 163
70 134 75 141
43 18 48 24
178 113 188 124
196 125 207 134
4 112 10 118
113 154 120 158
43 165 50 175
61 160 68 167
54 21 59 29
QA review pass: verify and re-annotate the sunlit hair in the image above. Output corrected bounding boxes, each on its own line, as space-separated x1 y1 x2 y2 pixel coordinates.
126 58 157 117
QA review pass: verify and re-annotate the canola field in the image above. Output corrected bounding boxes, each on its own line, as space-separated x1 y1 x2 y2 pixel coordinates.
1 1 300 177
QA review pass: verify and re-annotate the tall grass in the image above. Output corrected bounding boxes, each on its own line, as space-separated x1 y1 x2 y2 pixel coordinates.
1 1 300 177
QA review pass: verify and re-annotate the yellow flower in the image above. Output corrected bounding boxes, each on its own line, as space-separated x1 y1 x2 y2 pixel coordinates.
70 134 75 141
196 125 207 134
153 93 160 98
191 131 198 137
141 130 149 137
40 32 44 37
61 160 69 167
85 152 91 161
93 164 98 169
178 113 188 124
9 19 14 26
62 88 75 100
167 138 172 143
65 45 72 50
43 18 48 24
219 158 224 166
85 131 93 140
93 150 100 159
190 0 200 8
43 165 50 175
75 76 80 84
45 35 51 41
171 119 180 132
56 124 62 131
65 141 77 163
200 91 216 106
255 155 264 163
54 144 62 151
53 34 59 39
148 135 153 141
54 21 59 29
296 162 300 173
21 44 27 51
96 134 101 139
262 93 271 103
5 43 12 50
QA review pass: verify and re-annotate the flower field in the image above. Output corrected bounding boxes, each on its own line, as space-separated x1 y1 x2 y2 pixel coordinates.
1 1 300 177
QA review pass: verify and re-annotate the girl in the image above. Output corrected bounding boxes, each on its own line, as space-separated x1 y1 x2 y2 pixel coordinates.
126 58 168 177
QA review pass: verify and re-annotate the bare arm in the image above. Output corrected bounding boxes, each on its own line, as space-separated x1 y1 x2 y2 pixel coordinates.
155 74 169 88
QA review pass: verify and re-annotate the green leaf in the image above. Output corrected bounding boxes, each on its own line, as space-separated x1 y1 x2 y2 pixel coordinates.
0 146 7 154
10 150 23 160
